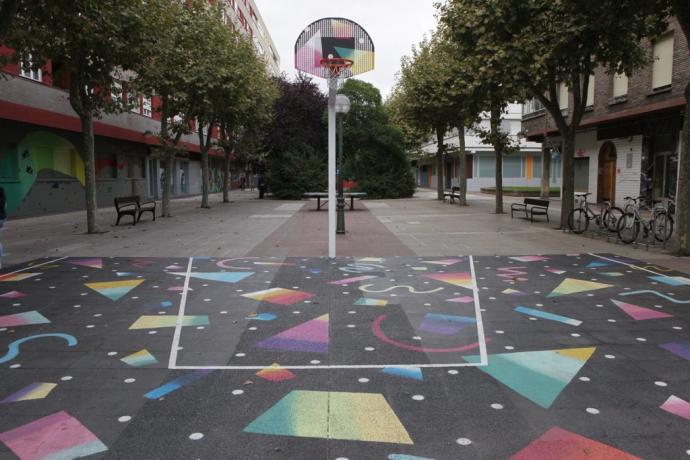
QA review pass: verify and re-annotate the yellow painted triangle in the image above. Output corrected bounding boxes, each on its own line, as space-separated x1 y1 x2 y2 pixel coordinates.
557 347 596 361
86 279 144 291
316 314 329 322
547 278 612 297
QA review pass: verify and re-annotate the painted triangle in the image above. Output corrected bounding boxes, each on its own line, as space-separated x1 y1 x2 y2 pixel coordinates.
85 279 145 301
547 278 612 297
611 299 672 320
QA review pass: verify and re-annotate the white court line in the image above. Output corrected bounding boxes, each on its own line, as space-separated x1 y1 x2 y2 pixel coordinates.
469 255 489 366
169 256 488 370
168 256 194 369
1 256 68 276
588 253 672 277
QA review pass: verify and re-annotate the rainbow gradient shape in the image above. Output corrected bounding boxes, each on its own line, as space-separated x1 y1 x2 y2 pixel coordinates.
0 272 41 282
256 314 329 353
422 258 463 266
514 306 582 326
661 395 690 421
424 272 473 289
329 275 378 286
144 370 214 399
611 299 673 320
0 310 50 328
0 411 108 459
128 315 208 330
381 367 423 381
85 279 145 301
510 426 640 459
502 288 525 295
256 363 296 382
1 382 57 403
120 349 158 367
68 258 103 269
0 291 27 299
169 271 254 283
464 347 596 408
547 278 612 297
244 390 413 444
446 296 474 303
510 255 549 262
242 288 315 305
659 341 690 361
354 298 388 306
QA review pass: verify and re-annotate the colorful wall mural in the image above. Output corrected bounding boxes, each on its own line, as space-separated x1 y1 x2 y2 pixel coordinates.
0 131 85 216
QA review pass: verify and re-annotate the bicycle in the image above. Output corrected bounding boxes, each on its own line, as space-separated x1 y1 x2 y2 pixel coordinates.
616 195 674 244
567 192 623 234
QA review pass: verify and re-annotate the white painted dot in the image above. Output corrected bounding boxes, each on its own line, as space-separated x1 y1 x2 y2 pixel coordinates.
579 376 590 382
220 311 228 314
73 305 81 308
232 389 244 395
608 319 616 323
529 317 537 321
348 311 357 314
490 403 504 410
604 354 615 359
364 347 375 351
448 369 459 375
148 330 157 335
196 326 205 330
413 336 422 341
107 351 118 356
235 353 246 357
495 330 504 334
118 416 132 422
93 313 102 317
571 333 581 337
189 433 204 440
347 324 356 328
86 325 95 328
456 438 472 446
412 395 425 401
9 363 20 369
358 378 369 383
655 381 668 387
673 326 683 330
595 304 603 307
636 337 647 342
310 360 321 364
203 299 211 302
505 346 515 350
61 376 73 381
586 407 600 414
124 378 136 383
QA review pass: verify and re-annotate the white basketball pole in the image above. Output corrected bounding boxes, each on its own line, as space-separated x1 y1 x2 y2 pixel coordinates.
328 79 337 258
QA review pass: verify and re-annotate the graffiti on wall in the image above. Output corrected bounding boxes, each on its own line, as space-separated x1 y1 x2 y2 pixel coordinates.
0 131 85 215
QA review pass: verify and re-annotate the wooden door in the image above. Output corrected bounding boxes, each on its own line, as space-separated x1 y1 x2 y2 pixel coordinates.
597 142 617 202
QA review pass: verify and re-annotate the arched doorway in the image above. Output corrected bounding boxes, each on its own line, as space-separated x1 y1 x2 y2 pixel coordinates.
597 141 617 202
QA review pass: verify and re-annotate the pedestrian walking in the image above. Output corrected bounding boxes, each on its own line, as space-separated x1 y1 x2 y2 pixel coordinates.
0 187 6 269
258 175 266 199
240 176 246 191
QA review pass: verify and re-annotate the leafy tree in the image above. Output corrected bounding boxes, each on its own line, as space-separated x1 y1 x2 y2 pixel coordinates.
264 74 328 199
3 0 155 232
669 1 690 254
0 0 20 40
440 0 668 226
339 79 415 199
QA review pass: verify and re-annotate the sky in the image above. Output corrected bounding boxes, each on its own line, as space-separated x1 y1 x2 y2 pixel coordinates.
254 0 438 99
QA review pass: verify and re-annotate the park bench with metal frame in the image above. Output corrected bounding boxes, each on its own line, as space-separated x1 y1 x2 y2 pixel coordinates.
303 192 367 210
510 198 550 222
444 186 460 203
114 196 156 226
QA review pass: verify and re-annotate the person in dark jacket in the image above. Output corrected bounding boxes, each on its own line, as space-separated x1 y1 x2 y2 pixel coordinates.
0 187 6 269
257 175 266 199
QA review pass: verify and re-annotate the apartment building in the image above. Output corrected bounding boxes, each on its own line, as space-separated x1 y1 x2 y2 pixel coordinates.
521 17 689 205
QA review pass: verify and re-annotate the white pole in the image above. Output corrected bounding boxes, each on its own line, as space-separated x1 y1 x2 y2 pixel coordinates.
328 80 337 258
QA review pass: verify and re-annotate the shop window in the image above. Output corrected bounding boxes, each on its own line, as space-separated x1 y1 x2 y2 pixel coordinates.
503 155 522 178
0 143 19 180
96 152 118 179
127 156 146 179
533 154 542 178
478 155 496 178
652 33 674 90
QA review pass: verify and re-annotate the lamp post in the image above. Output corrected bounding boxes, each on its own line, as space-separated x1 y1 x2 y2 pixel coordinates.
335 94 351 235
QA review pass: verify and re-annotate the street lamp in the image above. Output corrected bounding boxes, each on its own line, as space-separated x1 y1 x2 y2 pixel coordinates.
335 94 351 235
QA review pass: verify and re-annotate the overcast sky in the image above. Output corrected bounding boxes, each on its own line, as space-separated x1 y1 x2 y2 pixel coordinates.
254 0 438 99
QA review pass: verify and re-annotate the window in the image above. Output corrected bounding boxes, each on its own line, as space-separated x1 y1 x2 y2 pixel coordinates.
558 83 569 110
533 154 542 178
523 98 544 116
127 156 146 179
585 75 594 107
478 154 496 178
0 143 19 180
96 152 118 179
612 72 628 98
128 90 140 114
503 155 522 178
111 81 123 104
652 33 674 89
19 54 42 82
142 96 152 117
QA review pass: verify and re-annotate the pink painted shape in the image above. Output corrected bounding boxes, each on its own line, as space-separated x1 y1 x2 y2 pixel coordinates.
661 395 690 421
447 296 474 303
612 299 673 320
275 316 329 344
328 275 377 285
0 291 26 299
69 258 102 269
267 291 314 306
167 286 192 292
510 426 640 459
0 411 102 460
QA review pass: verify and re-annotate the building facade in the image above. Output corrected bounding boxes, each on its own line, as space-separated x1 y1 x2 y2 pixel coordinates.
0 0 280 218
416 103 549 192
521 17 689 206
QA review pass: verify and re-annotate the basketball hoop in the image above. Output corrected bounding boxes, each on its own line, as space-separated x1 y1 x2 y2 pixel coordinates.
320 57 354 81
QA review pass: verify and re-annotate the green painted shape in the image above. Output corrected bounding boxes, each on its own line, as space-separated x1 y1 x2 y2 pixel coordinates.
334 46 356 60
244 390 328 438
464 349 593 408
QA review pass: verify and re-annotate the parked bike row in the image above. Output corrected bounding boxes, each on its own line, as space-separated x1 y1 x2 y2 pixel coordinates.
567 192 675 246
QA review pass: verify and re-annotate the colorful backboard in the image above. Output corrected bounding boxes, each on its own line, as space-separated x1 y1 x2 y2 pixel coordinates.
295 17 375 79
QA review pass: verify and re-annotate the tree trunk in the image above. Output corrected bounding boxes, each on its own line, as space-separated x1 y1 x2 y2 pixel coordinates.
540 144 551 199
223 146 231 203
457 124 467 206
435 125 445 200
199 128 210 209
80 111 99 233
490 106 503 214
560 130 576 229
676 81 690 254
161 152 173 217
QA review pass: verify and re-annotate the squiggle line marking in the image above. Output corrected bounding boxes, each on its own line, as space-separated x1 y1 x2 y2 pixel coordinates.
620 290 690 304
359 284 443 294
372 315 487 353
0 333 78 364
216 257 259 270
340 263 386 273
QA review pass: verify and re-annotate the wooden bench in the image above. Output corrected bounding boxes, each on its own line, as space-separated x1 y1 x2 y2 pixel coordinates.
444 186 460 203
114 196 156 226
510 198 550 222
303 192 367 210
